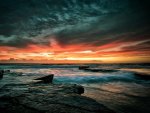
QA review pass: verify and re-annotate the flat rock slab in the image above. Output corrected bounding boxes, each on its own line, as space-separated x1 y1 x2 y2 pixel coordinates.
79 66 90 70
133 72 150 80
0 73 115 113
34 74 54 83
83 68 118 73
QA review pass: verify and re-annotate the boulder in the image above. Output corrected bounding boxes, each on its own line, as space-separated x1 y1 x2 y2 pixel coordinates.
73 84 84 94
34 74 54 83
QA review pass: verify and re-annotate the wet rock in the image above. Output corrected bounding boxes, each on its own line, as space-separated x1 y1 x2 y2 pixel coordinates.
0 73 116 113
34 74 54 83
79 66 90 70
72 84 84 94
0 84 115 113
4 70 10 73
0 70 4 79
83 68 118 73
134 72 150 80
16 93 115 113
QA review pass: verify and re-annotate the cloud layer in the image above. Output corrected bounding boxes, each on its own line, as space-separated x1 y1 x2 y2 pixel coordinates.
0 0 150 63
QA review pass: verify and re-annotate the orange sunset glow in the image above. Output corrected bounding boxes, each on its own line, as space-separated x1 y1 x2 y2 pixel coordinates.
0 0 150 64
1 1 150 113
0 38 150 63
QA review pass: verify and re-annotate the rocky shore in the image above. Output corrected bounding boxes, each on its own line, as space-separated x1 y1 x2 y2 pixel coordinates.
0 70 115 113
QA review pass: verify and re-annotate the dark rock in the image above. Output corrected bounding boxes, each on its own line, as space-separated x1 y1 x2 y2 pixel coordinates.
4 70 10 73
83 68 118 73
0 85 114 113
0 70 4 79
0 73 116 113
73 84 84 94
79 66 90 70
34 74 54 83
134 72 150 80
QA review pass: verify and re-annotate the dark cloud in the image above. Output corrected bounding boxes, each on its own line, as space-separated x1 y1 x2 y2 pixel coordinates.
55 12 150 46
0 36 35 48
0 0 150 48
52 0 150 46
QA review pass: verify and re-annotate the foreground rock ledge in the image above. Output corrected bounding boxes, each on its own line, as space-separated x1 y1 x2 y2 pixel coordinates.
0 74 115 113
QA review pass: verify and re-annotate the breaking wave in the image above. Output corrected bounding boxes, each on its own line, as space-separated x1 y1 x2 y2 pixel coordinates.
54 71 149 84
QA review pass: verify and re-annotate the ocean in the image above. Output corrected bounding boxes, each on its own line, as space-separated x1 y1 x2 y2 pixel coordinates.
0 63 150 113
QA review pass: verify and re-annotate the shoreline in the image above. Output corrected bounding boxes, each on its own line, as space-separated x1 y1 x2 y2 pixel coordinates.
0 72 115 113
0 65 150 113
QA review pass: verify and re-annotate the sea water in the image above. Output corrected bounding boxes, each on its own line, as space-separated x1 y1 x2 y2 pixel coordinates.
0 63 150 113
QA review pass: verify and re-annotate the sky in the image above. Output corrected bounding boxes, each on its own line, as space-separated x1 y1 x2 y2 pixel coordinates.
0 0 150 63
